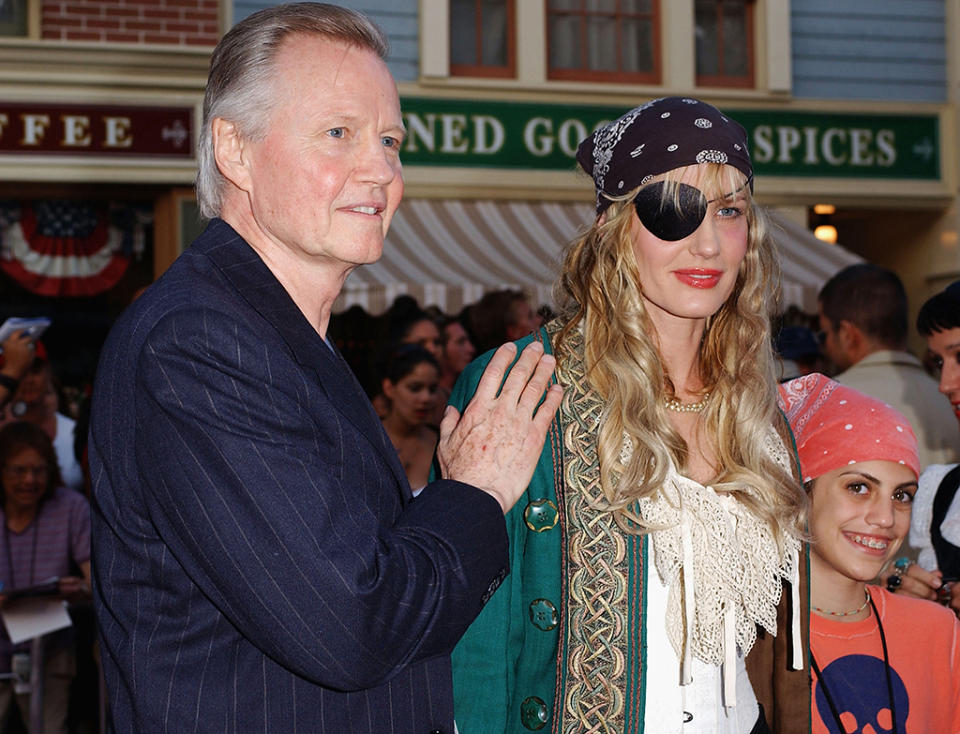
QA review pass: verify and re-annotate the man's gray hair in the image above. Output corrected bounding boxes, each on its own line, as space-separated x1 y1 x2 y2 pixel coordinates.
195 2 389 219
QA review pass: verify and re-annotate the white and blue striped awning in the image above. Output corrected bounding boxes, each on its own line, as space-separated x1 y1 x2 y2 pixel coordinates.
336 198 862 315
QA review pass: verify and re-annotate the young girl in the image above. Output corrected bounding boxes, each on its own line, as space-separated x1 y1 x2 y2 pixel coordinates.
779 373 960 734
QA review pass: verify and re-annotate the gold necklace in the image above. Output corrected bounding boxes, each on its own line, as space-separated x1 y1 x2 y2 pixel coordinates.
812 588 870 617
663 391 710 413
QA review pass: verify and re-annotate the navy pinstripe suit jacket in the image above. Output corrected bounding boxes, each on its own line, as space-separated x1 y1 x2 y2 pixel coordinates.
89 219 508 733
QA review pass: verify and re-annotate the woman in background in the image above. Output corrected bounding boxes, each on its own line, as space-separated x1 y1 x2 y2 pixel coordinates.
0 420 91 734
372 298 443 419
1 347 84 493
380 345 441 494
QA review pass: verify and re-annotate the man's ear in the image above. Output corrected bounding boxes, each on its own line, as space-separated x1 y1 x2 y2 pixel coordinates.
211 118 252 192
838 320 866 359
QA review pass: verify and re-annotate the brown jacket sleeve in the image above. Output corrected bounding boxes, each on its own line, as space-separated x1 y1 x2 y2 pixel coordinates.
746 551 811 734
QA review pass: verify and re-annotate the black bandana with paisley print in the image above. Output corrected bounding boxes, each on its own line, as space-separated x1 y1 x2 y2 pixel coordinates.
576 96 753 216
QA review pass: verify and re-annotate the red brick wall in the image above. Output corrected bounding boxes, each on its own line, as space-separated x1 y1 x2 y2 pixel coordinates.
41 0 220 46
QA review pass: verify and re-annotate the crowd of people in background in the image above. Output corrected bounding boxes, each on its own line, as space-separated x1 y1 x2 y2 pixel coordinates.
0 331 94 733
3 265 955 515
2 263 960 732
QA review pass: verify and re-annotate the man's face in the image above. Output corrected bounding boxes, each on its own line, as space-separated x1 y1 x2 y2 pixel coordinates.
817 306 851 371
237 36 405 270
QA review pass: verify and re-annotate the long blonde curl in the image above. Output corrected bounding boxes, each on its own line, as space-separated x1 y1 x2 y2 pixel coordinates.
554 165 806 539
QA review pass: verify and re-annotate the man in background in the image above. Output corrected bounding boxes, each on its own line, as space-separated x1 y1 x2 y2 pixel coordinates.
819 263 960 467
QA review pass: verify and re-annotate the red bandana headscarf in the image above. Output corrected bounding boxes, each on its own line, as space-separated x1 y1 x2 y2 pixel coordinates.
777 373 920 483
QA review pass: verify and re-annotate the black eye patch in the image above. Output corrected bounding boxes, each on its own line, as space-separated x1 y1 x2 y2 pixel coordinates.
632 181 708 242
632 176 752 242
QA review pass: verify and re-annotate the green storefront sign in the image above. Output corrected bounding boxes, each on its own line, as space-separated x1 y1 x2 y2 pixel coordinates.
399 97 940 180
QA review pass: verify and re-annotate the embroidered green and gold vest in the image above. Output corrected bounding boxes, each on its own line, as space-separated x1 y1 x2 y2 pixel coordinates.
450 322 649 733
449 324 810 734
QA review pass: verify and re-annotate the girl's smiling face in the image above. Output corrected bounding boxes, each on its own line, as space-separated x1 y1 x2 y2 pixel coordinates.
808 459 918 586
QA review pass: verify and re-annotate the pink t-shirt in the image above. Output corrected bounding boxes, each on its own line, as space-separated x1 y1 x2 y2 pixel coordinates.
811 585 960 734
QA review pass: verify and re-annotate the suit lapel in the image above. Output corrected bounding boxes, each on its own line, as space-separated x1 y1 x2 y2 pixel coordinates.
195 220 411 496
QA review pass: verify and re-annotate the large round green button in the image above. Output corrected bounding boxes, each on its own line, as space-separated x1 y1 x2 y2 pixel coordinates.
528 598 558 631
524 499 558 532
520 696 549 730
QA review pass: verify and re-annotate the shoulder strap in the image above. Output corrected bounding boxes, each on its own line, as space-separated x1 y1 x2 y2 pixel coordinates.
931 464 960 577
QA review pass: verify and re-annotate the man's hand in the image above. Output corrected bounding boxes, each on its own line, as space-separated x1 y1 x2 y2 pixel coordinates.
437 341 562 514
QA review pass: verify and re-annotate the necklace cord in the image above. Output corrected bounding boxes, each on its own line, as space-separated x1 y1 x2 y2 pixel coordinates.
812 588 870 617
871 594 897 733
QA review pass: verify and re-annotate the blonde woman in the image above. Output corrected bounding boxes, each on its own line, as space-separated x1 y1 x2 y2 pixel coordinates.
448 97 809 734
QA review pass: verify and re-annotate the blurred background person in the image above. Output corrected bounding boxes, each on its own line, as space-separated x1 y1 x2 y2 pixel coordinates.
372 297 443 418
383 296 442 362
439 316 475 391
379 345 440 495
779 373 960 734
775 325 824 382
0 421 91 734
467 289 540 355
0 347 83 493
0 333 35 414
818 264 960 468
894 281 960 615
434 316 475 423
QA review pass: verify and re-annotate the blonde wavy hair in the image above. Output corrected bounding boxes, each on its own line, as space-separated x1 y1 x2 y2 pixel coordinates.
554 163 806 538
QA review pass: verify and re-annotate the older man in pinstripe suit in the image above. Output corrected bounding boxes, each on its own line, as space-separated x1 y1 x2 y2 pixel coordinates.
88 5 561 732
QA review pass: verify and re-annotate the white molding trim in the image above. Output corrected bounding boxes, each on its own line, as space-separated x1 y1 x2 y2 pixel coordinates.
764 0 792 94
663 0 695 91
516 0 545 84
418 0 790 99
219 0 232 37
0 42 210 92
419 0 449 78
